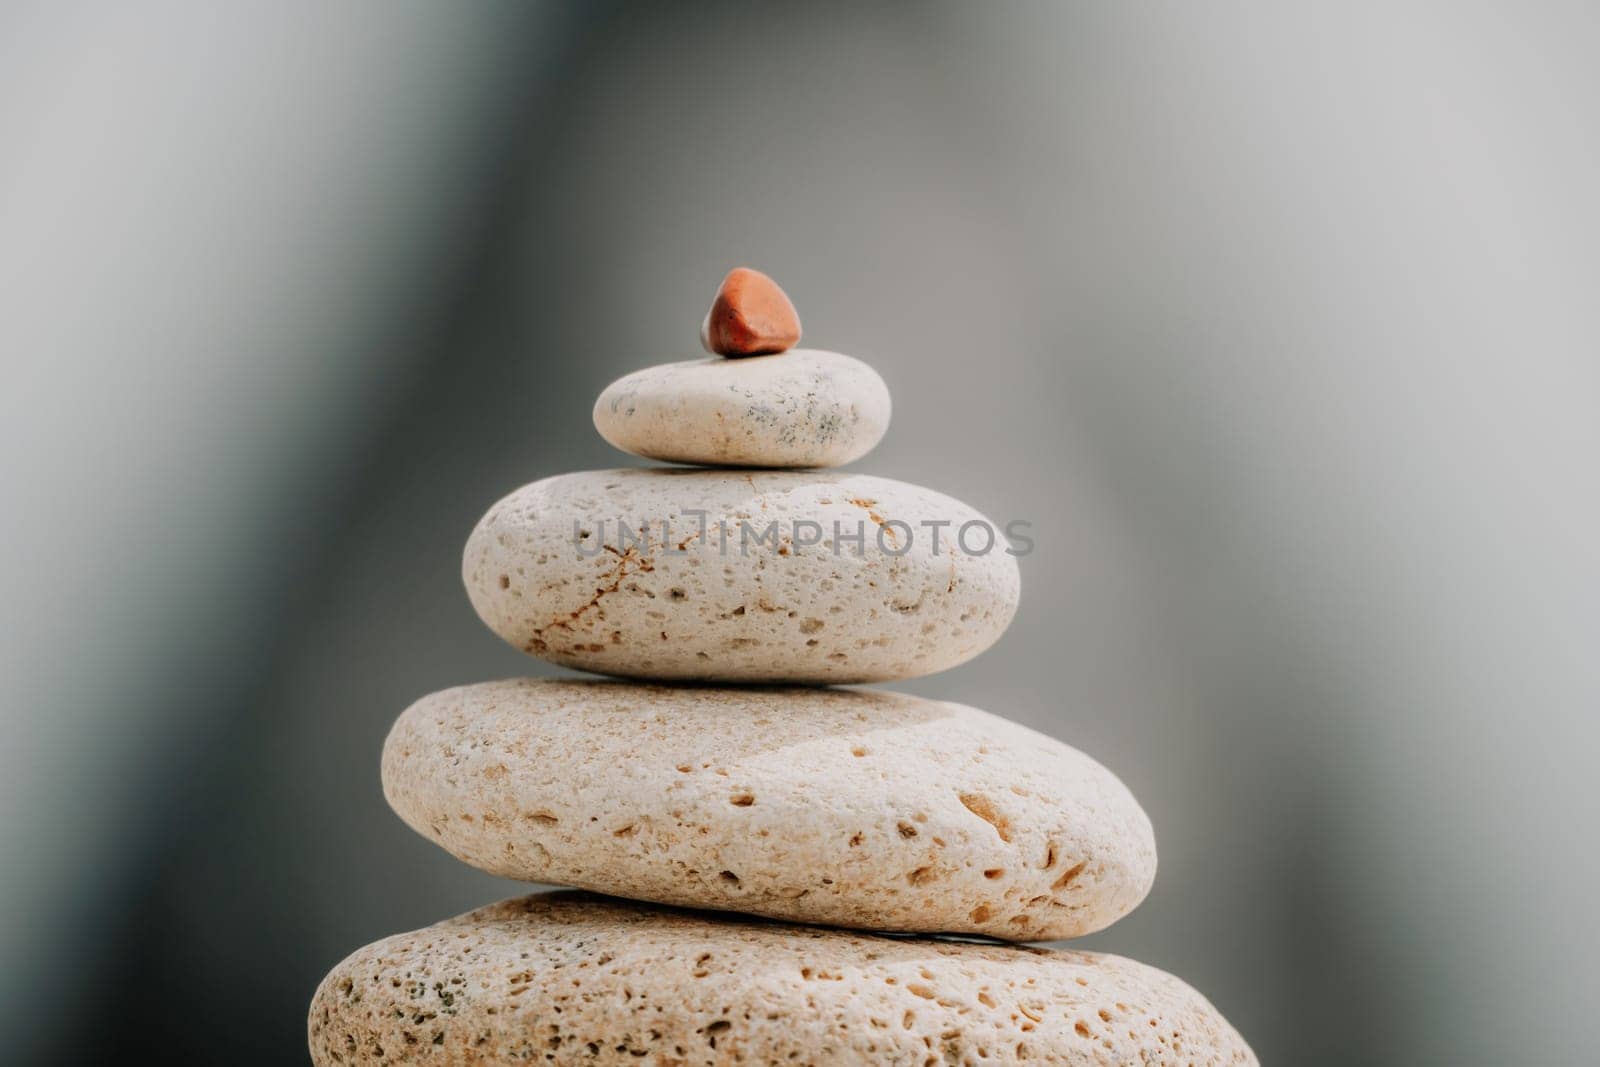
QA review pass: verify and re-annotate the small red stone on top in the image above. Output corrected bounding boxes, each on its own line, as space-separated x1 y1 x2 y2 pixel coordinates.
700 267 802 358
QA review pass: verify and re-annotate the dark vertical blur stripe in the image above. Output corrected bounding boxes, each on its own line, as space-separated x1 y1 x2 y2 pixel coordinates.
20 4 583 1064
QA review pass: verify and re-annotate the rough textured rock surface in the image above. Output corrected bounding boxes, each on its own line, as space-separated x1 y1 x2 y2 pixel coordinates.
309 892 1257 1066
462 469 1021 683
593 350 891 469
382 680 1155 940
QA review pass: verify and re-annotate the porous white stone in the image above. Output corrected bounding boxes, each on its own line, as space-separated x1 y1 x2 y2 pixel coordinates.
592 349 891 468
382 680 1156 940
462 468 1022 683
309 892 1257 1066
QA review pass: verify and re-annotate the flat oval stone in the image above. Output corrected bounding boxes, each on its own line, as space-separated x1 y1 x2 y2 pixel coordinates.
592 349 890 468
310 892 1257 1066
382 680 1156 940
463 469 1020 683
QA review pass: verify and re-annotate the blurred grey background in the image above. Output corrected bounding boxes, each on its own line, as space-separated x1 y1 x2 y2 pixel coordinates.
4 1 1598 1063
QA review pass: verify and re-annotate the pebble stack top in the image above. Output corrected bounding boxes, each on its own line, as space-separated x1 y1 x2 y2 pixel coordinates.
310 269 1256 1065
593 349 890 469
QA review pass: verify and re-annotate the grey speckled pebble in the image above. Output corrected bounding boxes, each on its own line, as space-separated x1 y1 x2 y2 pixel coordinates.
382 679 1156 941
462 468 1021 683
593 349 891 468
309 892 1258 1066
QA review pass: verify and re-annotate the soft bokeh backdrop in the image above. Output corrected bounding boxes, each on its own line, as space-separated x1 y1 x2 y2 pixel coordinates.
4 1 1598 1063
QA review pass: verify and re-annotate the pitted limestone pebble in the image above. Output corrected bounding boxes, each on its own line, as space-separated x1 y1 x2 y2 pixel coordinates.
381 680 1156 940
462 468 1021 683
308 892 1257 1066
593 349 891 468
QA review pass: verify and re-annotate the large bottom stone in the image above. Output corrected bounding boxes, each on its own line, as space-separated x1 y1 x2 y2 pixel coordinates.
309 892 1257 1066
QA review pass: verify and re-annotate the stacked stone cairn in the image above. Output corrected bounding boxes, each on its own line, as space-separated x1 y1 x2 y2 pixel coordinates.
310 268 1257 1065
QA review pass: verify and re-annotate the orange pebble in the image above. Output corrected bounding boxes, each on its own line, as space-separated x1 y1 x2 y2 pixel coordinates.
700 267 802 357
